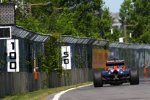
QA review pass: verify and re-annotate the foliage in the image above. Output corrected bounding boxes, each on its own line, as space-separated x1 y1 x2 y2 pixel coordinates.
2 82 91 100
108 28 122 42
14 0 112 72
100 7 112 39
15 0 112 37
139 23 150 43
119 0 150 43
38 54 47 72
56 9 79 36
44 37 62 73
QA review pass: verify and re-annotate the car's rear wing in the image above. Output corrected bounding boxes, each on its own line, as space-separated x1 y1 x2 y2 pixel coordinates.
106 60 125 66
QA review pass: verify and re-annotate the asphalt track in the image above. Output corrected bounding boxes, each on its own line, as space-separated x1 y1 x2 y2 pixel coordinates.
47 78 150 100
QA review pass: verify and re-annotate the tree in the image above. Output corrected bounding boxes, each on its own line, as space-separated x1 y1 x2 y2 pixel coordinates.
139 23 150 43
119 0 150 43
16 0 111 38
100 7 112 39
16 15 48 33
14 0 112 72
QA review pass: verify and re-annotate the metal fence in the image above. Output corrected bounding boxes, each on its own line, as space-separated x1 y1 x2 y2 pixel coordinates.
109 42 150 78
0 3 15 25
0 26 50 72
0 32 108 71
109 42 150 68
0 68 92 98
0 35 108 97
60 35 108 69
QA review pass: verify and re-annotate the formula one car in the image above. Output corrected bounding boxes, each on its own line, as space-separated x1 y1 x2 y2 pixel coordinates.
93 60 139 87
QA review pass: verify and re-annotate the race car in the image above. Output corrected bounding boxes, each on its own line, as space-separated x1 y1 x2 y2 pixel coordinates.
93 59 139 87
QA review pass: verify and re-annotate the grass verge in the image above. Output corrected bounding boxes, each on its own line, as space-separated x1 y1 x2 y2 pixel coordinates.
1 82 92 100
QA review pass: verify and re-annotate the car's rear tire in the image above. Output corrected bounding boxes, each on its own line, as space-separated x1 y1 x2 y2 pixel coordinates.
93 69 103 87
130 69 139 85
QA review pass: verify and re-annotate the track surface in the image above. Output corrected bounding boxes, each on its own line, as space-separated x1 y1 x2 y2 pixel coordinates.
47 79 150 100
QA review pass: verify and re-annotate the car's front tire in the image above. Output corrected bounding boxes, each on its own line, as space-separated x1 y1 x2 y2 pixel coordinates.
93 69 103 87
130 69 139 85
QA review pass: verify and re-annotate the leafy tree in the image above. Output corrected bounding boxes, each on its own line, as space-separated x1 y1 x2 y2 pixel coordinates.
14 0 112 72
16 15 48 33
139 23 150 43
119 0 150 43
100 7 112 39
15 0 112 38
56 9 79 36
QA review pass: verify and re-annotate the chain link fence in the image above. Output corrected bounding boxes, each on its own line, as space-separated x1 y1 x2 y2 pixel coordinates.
60 35 108 69
0 3 15 25
0 26 50 72
109 42 150 77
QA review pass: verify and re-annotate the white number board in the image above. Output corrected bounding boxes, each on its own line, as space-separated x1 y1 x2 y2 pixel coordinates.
7 39 19 72
61 46 71 70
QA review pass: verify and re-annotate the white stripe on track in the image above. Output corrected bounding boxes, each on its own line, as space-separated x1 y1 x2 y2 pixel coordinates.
52 84 92 100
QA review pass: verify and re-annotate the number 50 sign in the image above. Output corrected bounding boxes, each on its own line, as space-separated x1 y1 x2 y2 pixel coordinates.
7 39 19 72
61 46 71 69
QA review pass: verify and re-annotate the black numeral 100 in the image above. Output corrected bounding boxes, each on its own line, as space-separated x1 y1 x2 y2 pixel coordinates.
9 42 16 69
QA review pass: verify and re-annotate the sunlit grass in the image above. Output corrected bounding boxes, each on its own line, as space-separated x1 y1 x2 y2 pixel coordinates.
2 82 92 100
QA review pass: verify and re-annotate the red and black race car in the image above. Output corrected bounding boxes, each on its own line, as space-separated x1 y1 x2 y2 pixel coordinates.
93 59 139 87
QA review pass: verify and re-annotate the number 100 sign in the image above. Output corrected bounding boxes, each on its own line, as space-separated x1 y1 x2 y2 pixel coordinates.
7 39 19 72
61 46 71 70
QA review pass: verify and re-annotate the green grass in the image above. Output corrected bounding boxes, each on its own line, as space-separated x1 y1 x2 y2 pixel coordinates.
1 82 92 100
